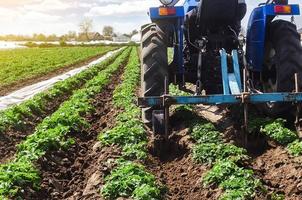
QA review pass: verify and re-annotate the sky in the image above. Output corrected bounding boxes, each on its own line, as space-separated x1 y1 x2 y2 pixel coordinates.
0 0 301 35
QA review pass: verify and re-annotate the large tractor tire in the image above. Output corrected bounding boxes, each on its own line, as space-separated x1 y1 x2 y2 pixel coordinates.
141 23 169 124
261 20 302 116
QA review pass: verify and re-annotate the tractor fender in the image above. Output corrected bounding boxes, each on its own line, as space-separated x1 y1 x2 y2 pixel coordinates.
246 4 300 72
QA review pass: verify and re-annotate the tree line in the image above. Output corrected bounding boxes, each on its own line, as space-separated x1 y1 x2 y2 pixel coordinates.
0 18 138 42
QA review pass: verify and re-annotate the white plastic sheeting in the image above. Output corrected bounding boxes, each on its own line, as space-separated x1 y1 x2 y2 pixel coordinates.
0 48 123 111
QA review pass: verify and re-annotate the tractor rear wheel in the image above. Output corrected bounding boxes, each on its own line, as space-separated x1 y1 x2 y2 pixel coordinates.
261 20 302 116
141 23 169 124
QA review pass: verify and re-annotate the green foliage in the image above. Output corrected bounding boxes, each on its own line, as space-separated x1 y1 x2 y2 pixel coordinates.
99 119 146 147
0 159 40 197
247 117 270 133
261 119 298 145
122 142 148 161
113 50 140 109
0 48 131 198
0 46 116 89
271 193 285 200
193 143 248 164
132 184 162 200
190 122 221 143
101 161 162 200
203 160 261 200
188 114 260 199
287 140 302 156
169 85 193 111
169 84 191 96
100 48 162 199
99 48 148 161
0 48 124 134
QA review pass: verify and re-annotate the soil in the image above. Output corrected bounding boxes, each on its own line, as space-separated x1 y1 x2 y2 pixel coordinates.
0 50 115 96
0 51 119 164
19 65 125 200
196 105 302 200
146 129 222 200
252 146 302 200
0 93 72 164
13 79 302 200
143 108 222 200
21 96 302 200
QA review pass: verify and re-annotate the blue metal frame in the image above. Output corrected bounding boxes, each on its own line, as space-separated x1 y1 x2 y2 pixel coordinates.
220 49 230 95
138 93 302 107
246 4 300 71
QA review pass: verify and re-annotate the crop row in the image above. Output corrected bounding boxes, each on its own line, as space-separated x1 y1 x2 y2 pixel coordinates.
189 118 262 200
99 48 163 200
168 83 262 200
0 48 131 199
251 118 302 156
0 46 117 89
0 48 124 135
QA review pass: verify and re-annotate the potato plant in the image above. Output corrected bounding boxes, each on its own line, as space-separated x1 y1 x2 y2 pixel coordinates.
99 48 163 199
0 49 124 134
0 46 116 89
0 48 131 199
171 104 262 200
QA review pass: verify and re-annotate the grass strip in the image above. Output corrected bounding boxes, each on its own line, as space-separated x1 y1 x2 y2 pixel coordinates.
0 48 131 199
99 48 163 199
0 48 124 134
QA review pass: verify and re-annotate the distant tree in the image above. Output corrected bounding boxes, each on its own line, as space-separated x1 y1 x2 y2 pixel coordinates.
122 30 139 39
67 31 77 40
33 33 47 41
103 26 114 38
130 29 138 37
79 18 93 41
47 34 58 41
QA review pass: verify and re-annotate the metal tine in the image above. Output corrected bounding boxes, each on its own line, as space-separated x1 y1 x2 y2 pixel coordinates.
164 76 170 140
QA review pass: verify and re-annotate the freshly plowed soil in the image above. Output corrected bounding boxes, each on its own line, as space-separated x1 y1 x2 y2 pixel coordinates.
196 105 302 200
145 110 223 200
16 83 302 200
20 67 124 200
252 146 302 200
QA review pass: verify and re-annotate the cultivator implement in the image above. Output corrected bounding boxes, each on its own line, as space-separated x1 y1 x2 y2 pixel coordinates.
138 49 302 136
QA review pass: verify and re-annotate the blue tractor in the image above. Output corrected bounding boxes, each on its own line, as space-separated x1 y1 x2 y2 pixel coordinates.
139 0 302 136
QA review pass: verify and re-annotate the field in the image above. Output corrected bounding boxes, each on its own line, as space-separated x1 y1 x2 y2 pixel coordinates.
0 46 116 95
0 46 302 200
